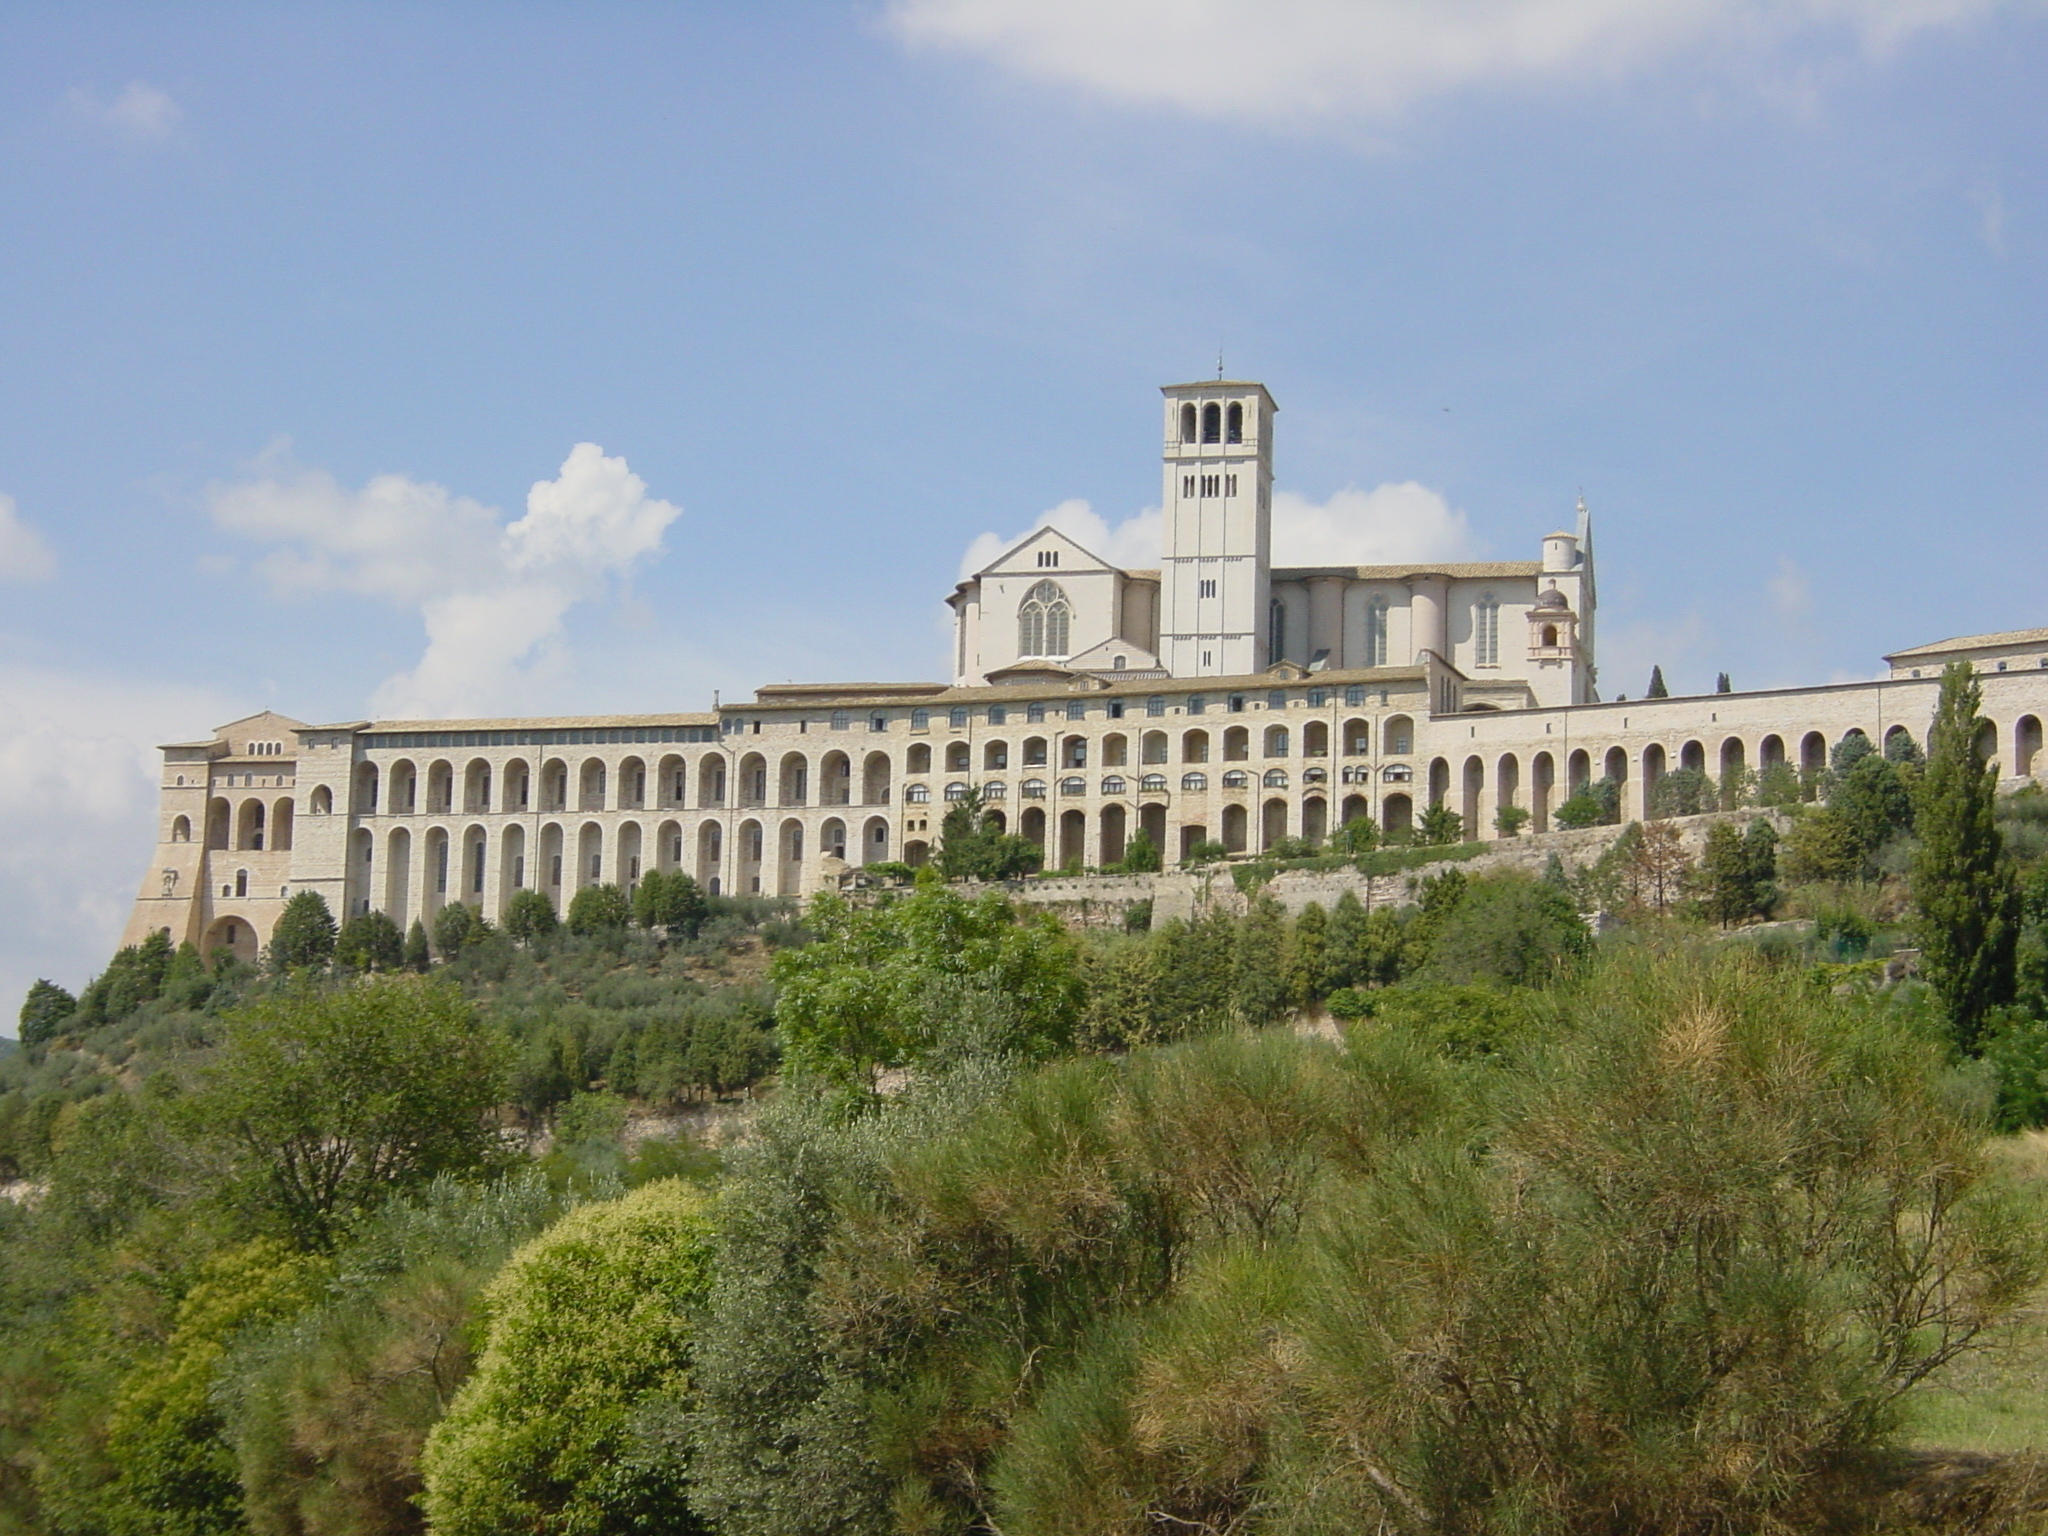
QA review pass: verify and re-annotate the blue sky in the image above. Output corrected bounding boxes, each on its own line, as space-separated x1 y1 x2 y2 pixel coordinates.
2 0 2043 1009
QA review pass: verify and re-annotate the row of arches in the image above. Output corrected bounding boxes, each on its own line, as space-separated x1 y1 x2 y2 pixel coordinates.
174 796 296 852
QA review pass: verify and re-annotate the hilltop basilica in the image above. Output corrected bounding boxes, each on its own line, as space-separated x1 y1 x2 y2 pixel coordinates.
122 380 2048 962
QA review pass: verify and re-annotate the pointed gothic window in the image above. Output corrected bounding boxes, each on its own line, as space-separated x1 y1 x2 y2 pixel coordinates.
1364 595 1390 668
1018 580 1072 658
1475 594 1500 668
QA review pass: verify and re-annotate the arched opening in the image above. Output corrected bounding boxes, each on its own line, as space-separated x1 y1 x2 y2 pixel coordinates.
1182 729 1210 763
821 817 848 861
2019 717 2043 777
1264 725 1289 758
779 752 809 805
1302 796 1328 845
1759 735 1786 771
542 759 569 811
1141 730 1169 765
386 826 412 926
1720 737 1746 806
202 915 260 966
1223 726 1250 762
464 824 489 899
861 815 889 865
1382 793 1413 836
905 839 930 869
1059 809 1087 869
171 814 192 843
1302 721 1328 758
271 798 294 852
1603 746 1629 800
657 754 686 808
1975 719 2000 773
1342 718 1370 756
1201 401 1221 443
1018 580 1073 657
1642 744 1667 815
307 785 333 816
236 798 266 851
1019 806 1046 859
388 760 417 814
1226 401 1243 443
1429 757 1451 809
1883 725 1917 761
579 758 608 812
540 822 565 897
1140 801 1167 852
1462 756 1483 833
737 819 765 894
1180 402 1197 443
1383 715 1414 755
657 819 683 872
352 762 380 816
1100 804 1127 866
778 819 805 896
908 742 934 775
1680 740 1706 774
1221 803 1248 853
1063 734 1089 769
501 824 526 905
1541 623 1558 648
737 753 768 807
618 821 643 889
464 759 493 813
425 760 454 814
234 868 249 898
1261 798 1288 851
577 822 604 890
618 757 647 810
698 755 728 807
349 827 374 914
697 821 723 888
424 827 451 916
1530 752 1554 832
1102 733 1128 768
1566 748 1591 797
863 752 893 805
1495 754 1520 834
978 738 1008 771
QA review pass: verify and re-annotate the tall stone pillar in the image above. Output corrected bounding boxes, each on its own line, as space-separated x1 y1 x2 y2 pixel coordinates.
1406 574 1449 663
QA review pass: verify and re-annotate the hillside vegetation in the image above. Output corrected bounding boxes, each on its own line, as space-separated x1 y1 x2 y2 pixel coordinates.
9 663 2048 1534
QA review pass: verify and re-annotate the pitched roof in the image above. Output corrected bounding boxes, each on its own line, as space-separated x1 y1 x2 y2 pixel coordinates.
1885 628 2048 661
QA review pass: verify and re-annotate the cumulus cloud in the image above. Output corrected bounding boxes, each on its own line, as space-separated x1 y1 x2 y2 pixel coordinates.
0 658 235 1017
210 443 682 719
959 480 1481 578
0 494 56 581
887 0 2015 123
65 81 184 141
1768 556 1812 618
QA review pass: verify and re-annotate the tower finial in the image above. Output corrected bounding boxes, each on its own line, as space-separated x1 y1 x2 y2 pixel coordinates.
1217 348 1224 381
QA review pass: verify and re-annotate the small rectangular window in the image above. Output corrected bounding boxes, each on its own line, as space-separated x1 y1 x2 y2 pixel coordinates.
988 704 1007 725
911 708 929 730
1188 695 1206 714
870 714 887 732
1067 700 1086 721
1229 694 1245 712
949 706 968 728
1345 685 1364 707
1308 688 1326 707
1107 700 1125 719
1269 691 1286 708
1027 701 1045 722
1198 578 1217 599
1146 696 1165 717
831 710 849 730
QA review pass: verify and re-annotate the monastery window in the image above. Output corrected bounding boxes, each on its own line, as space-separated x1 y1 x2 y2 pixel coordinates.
309 785 332 815
1542 624 1558 648
984 741 1009 770
1036 549 1061 568
1060 776 1086 796
870 714 888 732
1263 769 1289 788
1182 474 1196 497
832 710 849 730
1363 596 1389 668
235 869 249 898
171 815 192 842
949 706 968 729
1067 700 1087 722
1475 594 1500 668
1180 402 1197 442
1345 684 1365 707
1107 700 1125 719
1222 770 1250 789
1182 772 1208 791
1304 766 1327 785
988 704 1007 725
1200 473 1220 497
1140 773 1167 792
1269 599 1286 666
1113 655 1127 671
1018 579 1072 658
1064 736 1089 768
946 741 970 771
1307 688 1326 707
1145 696 1165 718
945 782 971 802
1022 738 1047 767
1101 775 1127 796
1199 578 1217 598
906 784 931 803
1141 731 1168 764
1027 701 1046 723
1201 402 1221 443
911 708 930 731
1384 715 1414 755
982 781 1007 799
1382 764 1414 783
1228 694 1246 713
1188 695 1206 715
1268 690 1286 709
1265 726 1289 757
1023 779 1047 798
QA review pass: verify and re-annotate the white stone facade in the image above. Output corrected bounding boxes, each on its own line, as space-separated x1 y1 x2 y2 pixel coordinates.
116 381 2048 961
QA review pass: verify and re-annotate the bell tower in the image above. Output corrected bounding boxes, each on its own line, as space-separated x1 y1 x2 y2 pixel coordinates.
1157 381 1276 677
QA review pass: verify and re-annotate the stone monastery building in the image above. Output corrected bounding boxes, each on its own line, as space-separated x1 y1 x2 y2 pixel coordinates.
123 379 2048 962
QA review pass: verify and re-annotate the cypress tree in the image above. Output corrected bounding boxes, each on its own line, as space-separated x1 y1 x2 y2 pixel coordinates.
404 918 433 973
1233 896 1292 1027
1327 890 1369 990
1911 662 2020 1048
1288 902 1331 1008
270 891 338 971
1647 665 1670 698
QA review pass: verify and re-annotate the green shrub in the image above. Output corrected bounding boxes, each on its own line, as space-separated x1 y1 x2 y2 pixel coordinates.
504 888 560 943
567 884 634 937
419 1180 716 1536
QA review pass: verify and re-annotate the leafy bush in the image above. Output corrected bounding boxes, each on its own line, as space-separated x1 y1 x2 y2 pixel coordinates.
268 892 338 972
504 888 560 942
334 909 404 972
567 884 634 936
420 1180 716 1536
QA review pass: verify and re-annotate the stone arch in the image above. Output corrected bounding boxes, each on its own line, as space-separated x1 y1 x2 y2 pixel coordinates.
1462 756 1484 832
1102 733 1129 768
1140 801 1167 852
618 756 648 810
1221 802 1248 853
1100 804 1127 865
572 821 602 888
905 838 931 869
1342 718 1370 756
1495 754 1520 827
1680 739 1706 774
657 753 687 808
698 755 728 806
309 784 333 815
1428 757 1451 808
1059 808 1087 868
1530 752 1554 832
423 826 452 914
388 759 418 813
1182 728 1210 763
1383 715 1415 755
820 750 853 803
1643 744 1667 814
234 867 249 898
1566 748 1591 797
655 819 683 872
464 758 493 813
202 915 260 967
1883 725 1917 761
425 760 455 814
1302 795 1328 844
1303 720 1329 758
1178 823 1208 862
697 821 723 890
500 823 526 907
982 738 1010 771
540 822 565 896
736 818 765 893
1340 793 1369 827
171 813 192 843
1264 724 1290 759
618 821 644 888
1975 719 2000 772
821 817 848 861
1141 730 1169 765
1019 806 1046 857
271 797 294 852
579 758 609 812
349 826 374 914
1261 798 1288 850
462 823 489 901
778 752 809 805
1020 735 1048 768
861 815 890 865
353 761 380 815
1719 737 1746 803
385 826 412 924
1799 732 1827 783
737 753 768 806
1223 726 1250 762
2019 717 2043 777
541 758 570 811
502 758 532 813
236 798 266 851
862 751 892 805
1057 734 1086 769
1382 792 1413 836
907 742 933 775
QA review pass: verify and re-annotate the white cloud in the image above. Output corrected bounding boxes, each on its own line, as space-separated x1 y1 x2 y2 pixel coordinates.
1768 556 1812 617
887 0 2017 123
209 443 682 719
1969 180 2008 257
0 658 236 1019
65 81 184 141
959 481 1480 578
0 494 56 581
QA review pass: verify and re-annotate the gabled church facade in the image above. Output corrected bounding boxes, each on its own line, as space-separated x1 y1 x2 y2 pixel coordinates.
118 380 2048 963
